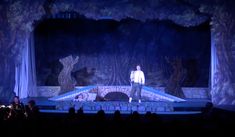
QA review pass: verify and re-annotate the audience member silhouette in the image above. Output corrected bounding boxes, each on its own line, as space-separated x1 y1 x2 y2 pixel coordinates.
8 96 25 120
25 100 39 120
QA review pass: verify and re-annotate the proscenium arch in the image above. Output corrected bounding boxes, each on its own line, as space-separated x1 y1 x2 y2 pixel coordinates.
7 0 222 105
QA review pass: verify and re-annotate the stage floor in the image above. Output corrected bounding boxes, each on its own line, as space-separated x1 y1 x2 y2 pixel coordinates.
21 98 210 115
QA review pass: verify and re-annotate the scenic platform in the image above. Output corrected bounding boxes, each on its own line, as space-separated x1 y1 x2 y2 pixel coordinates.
22 86 210 114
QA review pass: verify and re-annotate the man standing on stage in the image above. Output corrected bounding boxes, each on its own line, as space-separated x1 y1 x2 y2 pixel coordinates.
129 65 145 103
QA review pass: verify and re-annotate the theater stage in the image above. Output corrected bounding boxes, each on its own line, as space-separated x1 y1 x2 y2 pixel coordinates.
21 98 209 115
21 86 210 115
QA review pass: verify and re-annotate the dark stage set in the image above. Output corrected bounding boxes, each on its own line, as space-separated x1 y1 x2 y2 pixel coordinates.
1 0 235 135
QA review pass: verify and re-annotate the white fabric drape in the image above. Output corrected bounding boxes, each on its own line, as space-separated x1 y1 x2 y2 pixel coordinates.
14 34 37 98
211 32 217 90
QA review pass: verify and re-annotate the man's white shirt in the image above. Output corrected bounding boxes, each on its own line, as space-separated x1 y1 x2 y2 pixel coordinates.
133 70 145 84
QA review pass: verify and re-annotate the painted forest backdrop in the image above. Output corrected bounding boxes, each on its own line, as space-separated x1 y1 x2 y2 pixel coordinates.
34 17 210 87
